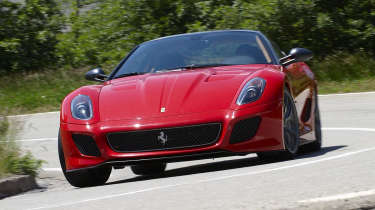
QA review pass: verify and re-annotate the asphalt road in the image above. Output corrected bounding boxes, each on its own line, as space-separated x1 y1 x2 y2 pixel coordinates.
1 92 375 210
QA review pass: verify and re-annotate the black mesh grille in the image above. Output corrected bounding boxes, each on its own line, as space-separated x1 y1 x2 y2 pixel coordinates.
229 117 261 144
72 134 101 156
107 123 221 153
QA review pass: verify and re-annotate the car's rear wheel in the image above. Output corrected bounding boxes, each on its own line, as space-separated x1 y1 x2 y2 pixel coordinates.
301 92 322 152
58 131 112 187
131 163 167 176
257 87 300 160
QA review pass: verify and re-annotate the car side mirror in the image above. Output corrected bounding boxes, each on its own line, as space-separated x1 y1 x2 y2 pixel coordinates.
279 48 313 66
85 68 108 82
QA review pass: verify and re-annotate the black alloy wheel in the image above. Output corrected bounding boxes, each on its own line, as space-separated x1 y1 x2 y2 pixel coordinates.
301 91 322 152
282 88 300 155
257 88 300 160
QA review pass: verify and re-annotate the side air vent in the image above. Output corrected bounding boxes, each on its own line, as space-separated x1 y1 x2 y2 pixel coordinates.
72 134 101 157
229 116 261 144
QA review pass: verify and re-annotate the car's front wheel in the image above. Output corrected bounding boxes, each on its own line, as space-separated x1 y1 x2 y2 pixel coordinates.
131 163 167 176
301 92 322 152
58 132 112 187
257 87 300 160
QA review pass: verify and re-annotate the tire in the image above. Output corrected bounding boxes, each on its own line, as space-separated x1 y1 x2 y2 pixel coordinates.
257 87 300 161
131 163 167 176
301 92 322 152
58 131 112 187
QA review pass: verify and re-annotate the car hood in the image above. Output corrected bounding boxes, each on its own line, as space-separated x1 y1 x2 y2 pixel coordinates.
99 65 267 121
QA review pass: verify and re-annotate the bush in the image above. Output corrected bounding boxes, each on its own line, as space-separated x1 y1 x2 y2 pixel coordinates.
0 0 63 73
3 152 43 177
54 0 375 71
311 52 375 81
0 116 42 178
1 0 374 75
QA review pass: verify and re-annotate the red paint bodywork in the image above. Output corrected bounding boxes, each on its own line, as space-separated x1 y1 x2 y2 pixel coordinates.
60 63 317 171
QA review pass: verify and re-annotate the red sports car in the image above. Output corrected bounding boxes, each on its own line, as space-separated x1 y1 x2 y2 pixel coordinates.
58 30 322 187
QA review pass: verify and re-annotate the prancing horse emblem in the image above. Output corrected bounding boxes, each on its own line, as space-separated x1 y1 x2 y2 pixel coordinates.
157 131 168 145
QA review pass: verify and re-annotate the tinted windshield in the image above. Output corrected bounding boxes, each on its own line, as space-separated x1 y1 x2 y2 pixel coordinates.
113 31 274 78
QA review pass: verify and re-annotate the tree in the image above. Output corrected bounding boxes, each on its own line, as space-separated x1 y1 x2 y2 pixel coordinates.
0 0 63 73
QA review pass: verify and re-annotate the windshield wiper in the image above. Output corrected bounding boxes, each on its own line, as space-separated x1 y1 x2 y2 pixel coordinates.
113 72 147 79
159 63 236 72
186 63 236 69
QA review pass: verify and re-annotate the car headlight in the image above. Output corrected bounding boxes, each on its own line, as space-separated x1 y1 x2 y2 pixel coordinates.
71 95 93 120
236 77 266 105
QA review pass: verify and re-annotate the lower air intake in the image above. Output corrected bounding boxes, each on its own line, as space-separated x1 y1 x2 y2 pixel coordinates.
72 134 101 157
229 116 261 144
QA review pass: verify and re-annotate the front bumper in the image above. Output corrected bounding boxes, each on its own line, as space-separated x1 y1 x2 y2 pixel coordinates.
60 101 283 171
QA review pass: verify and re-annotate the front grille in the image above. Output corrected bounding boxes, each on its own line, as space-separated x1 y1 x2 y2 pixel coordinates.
107 123 221 153
72 134 101 156
229 116 261 144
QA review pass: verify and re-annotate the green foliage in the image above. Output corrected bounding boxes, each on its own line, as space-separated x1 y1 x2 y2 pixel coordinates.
0 0 63 73
54 0 375 71
184 0 375 58
3 152 43 177
57 0 202 68
311 51 375 81
319 77 375 94
0 116 43 178
1 0 375 73
0 117 8 137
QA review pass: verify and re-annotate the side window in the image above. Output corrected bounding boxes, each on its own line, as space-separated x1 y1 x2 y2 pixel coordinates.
269 40 285 59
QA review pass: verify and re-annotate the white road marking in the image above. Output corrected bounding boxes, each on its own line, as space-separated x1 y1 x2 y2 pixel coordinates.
28 146 375 210
318 91 375 97
42 168 62 172
15 137 57 142
28 183 187 210
0 137 57 143
7 111 59 118
322 127 375 132
299 189 375 203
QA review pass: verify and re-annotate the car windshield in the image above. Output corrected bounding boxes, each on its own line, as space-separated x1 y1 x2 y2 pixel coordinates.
112 31 273 79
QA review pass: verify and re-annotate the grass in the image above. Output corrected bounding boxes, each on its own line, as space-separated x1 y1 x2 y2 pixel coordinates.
318 77 375 94
1 52 375 115
311 51 375 94
0 115 43 178
0 67 95 115
311 51 375 82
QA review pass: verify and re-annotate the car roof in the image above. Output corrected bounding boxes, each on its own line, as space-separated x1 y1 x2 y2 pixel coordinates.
141 30 263 45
